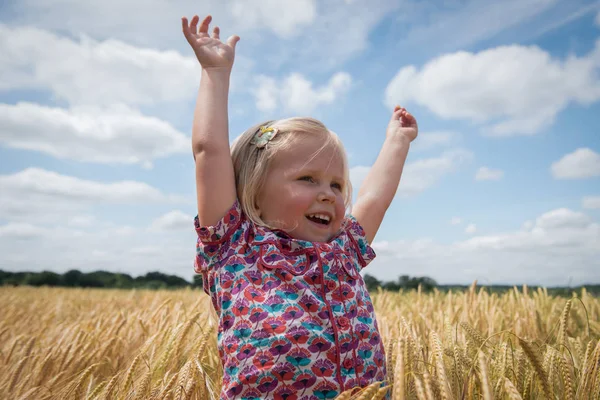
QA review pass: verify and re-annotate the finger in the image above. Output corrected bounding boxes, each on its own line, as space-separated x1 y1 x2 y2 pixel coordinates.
212 26 220 40
393 105 405 114
198 15 212 34
189 15 201 36
181 17 190 38
402 112 417 126
392 105 404 120
227 35 241 50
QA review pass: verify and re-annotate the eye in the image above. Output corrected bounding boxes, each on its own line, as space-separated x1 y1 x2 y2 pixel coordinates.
331 182 342 190
298 176 315 183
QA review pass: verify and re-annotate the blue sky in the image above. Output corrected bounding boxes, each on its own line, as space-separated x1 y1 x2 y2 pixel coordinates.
0 0 599 286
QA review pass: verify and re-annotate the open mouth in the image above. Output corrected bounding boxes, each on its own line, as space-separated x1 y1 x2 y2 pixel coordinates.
306 213 331 226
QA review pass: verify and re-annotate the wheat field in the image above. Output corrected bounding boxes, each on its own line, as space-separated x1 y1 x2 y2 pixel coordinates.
1 284 599 399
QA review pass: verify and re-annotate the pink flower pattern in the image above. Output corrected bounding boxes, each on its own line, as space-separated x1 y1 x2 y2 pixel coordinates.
194 200 387 399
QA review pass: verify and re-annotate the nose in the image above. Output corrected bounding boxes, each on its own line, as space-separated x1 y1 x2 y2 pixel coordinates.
317 186 336 203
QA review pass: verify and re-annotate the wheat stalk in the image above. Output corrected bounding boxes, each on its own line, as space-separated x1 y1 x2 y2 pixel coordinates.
393 339 406 400
478 351 492 400
519 338 551 399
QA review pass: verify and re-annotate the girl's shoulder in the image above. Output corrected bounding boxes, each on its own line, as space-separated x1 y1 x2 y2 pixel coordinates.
334 214 376 268
194 199 246 244
194 200 251 276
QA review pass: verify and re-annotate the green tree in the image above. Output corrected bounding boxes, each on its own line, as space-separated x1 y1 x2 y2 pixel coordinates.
24 271 63 286
63 270 83 287
362 274 381 292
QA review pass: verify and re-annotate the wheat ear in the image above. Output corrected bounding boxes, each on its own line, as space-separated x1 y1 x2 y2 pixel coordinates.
519 338 551 399
503 377 523 400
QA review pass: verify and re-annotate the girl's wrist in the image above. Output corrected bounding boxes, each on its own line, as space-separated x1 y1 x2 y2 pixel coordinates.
386 131 413 144
201 66 233 78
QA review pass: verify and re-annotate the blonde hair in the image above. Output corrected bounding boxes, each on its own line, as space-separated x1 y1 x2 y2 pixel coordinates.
231 117 352 229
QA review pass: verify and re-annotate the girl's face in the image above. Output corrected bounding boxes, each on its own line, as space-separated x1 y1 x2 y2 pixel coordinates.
256 136 347 243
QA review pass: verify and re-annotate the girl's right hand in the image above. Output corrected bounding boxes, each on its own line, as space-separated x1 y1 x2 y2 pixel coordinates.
182 15 240 70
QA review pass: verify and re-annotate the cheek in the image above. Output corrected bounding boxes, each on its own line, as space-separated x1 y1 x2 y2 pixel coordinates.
335 197 346 219
288 186 314 204
274 187 310 216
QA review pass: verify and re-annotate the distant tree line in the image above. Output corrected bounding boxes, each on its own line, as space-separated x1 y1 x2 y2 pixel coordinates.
1 270 598 296
0 270 202 290
363 274 439 292
362 274 600 297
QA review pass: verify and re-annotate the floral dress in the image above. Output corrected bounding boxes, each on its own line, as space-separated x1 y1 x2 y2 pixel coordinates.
194 200 387 400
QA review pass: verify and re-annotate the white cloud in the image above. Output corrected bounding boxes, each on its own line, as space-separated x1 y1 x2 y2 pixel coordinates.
398 0 561 53
583 196 600 209
0 103 189 166
0 223 50 239
534 208 592 230
115 226 137 236
349 166 371 195
398 149 472 196
0 168 188 222
450 217 462 225
1 168 170 202
9 0 398 70
9 0 204 49
384 39 600 136
531 3 600 40
475 166 504 181
231 0 316 39
551 148 600 179
0 25 200 107
255 77 280 112
67 215 97 228
465 223 477 234
350 149 472 198
462 208 596 250
395 1 600 71
0 220 197 280
150 210 194 232
285 0 399 68
255 72 352 113
11 0 318 44
0 169 196 278
411 131 459 152
367 207 600 286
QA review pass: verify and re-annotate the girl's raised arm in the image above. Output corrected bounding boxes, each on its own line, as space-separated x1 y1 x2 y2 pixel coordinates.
182 15 240 227
352 106 418 243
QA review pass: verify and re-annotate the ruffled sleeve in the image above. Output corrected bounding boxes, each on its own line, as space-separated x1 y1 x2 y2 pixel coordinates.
344 214 376 269
194 200 245 275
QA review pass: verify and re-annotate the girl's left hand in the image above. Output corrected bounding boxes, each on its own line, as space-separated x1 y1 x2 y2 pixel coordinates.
387 105 418 142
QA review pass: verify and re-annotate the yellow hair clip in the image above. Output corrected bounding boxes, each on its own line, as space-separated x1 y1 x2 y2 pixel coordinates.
251 126 279 148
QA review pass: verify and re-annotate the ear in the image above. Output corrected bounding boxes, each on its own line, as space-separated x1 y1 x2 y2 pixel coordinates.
254 199 262 217
254 190 265 216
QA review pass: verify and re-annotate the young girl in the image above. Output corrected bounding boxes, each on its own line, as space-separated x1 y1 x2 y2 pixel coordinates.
183 14 418 400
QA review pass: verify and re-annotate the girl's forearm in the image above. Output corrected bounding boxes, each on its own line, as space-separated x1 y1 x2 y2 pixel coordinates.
357 133 411 209
191 68 232 158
